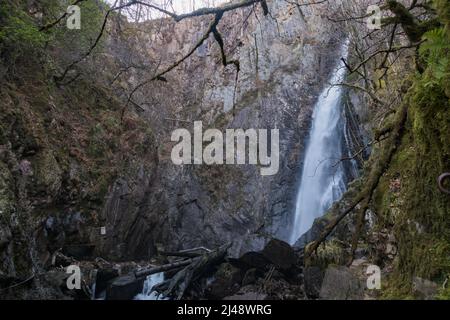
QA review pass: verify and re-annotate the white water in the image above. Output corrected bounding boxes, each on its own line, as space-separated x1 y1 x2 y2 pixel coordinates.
134 272 167 300
289 44 351 245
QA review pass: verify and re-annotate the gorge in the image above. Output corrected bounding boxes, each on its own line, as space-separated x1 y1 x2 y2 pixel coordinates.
0 0 449 301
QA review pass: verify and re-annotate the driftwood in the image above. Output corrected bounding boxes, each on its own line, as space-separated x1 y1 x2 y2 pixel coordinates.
135 259 193 279
135 247 213 278
160 246 212 258
153 243 231 300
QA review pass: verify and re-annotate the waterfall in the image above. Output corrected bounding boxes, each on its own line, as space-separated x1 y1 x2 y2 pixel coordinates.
289 43 353 245
134 272 167 300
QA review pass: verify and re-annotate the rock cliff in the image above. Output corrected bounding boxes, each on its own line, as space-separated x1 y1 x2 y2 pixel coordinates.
98 0 348 258
0 1 350 293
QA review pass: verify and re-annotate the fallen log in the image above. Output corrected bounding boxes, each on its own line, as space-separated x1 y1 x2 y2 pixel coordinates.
134 259 193 278
160 247 212 258
154 243 231 300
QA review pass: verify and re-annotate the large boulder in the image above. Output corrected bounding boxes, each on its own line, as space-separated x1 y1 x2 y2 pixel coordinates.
304 266 324 299
242 268 259 286
413 277 438 300
228 234 271 259
206 263 243 299
262 239 297 271
230 237 298 273
106 274 145 300
95 268 120 298
319 266 364 300
233 251 270 271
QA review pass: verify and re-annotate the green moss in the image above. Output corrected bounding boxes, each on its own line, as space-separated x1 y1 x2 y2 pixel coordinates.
309 239 349 269
437 284 450 300
381 274 415 299
50 0 107 61
0 1 49 50
369 2 450 298
375 30 450 298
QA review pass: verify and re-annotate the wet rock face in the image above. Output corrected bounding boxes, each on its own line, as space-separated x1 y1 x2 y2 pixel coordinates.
102 0 346 258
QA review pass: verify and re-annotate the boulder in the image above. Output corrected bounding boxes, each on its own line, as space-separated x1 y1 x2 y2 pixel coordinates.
206 263 243 299
242 268 259 286
95 268 120 298
319 266 364 300
232 251 270 271
262 239 297 270
106 274 145 300
36 269 74 300
413 277 438 300
230 237 298 274
228 234 271 259
304 266 324 299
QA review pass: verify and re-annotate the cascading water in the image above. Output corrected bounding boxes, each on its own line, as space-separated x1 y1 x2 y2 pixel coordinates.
134 272 167 300
289 43 354 245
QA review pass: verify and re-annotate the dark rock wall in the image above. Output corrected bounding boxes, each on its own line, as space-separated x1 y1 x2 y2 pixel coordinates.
98 0 348 257
0 0 354 275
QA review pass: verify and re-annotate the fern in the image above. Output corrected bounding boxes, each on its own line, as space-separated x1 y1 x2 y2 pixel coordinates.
420 28 449 54
420 28 450 84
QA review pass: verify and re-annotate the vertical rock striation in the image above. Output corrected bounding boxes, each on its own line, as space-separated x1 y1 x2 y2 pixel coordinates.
99 0 349 257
